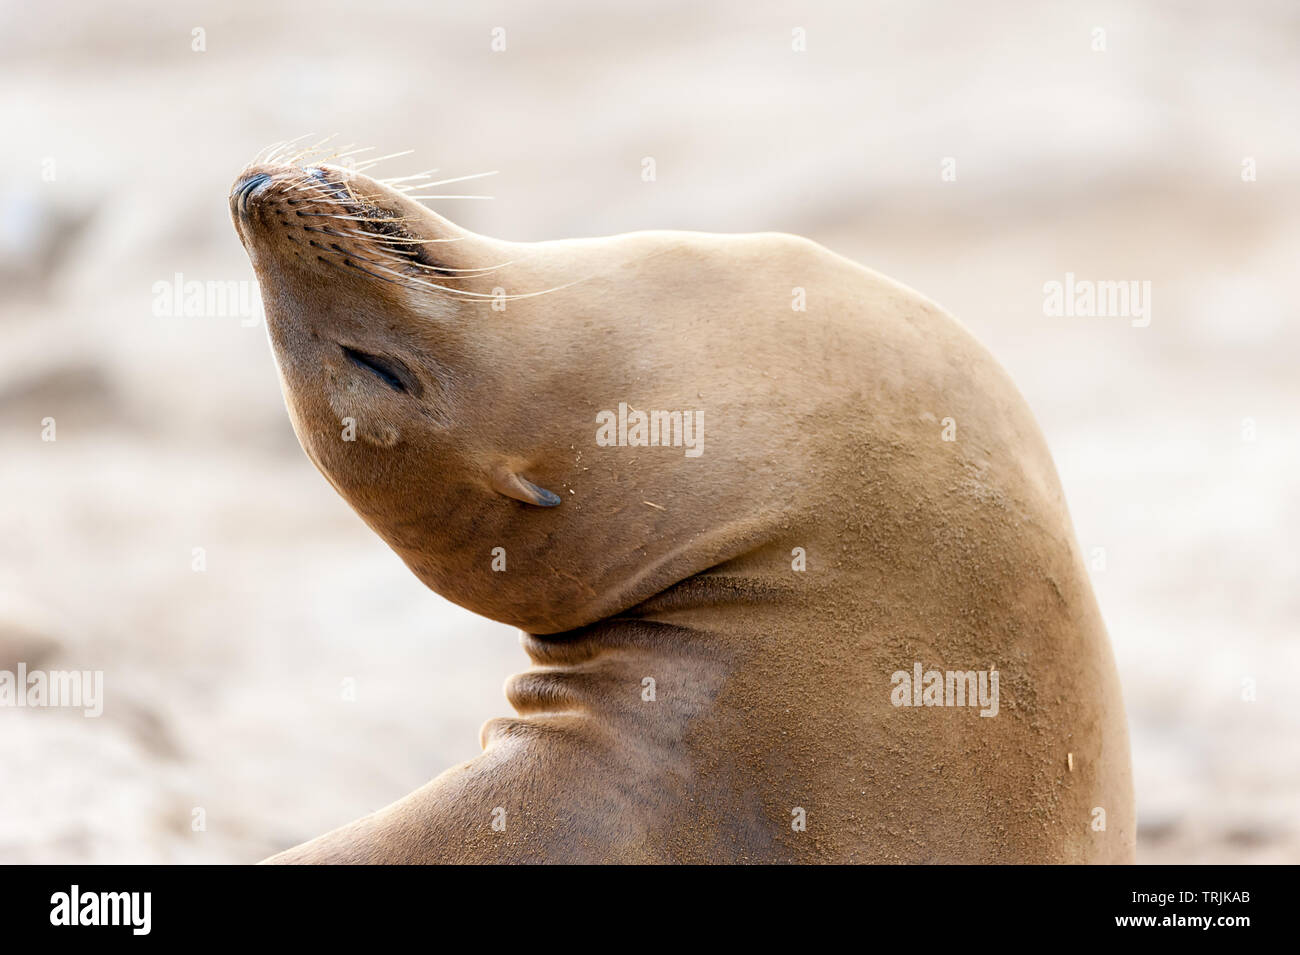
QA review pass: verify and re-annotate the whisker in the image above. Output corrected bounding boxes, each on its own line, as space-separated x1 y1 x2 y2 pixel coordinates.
352 254 578 301
263 133 315 164
351 149 416 172
378 168 442 185
331 145 377 161
405 170 499 188
293 211 423 224
286 134 339 165
362 235 467 245
402 259 517 276
309 142 360 165
327 227 465 246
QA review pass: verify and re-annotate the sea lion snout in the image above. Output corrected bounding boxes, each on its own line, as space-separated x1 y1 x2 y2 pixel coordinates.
227 159 481 290
230 172 271 217
227 163 310 230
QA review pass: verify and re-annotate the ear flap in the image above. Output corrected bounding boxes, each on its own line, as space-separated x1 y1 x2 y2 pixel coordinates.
490 465 562 507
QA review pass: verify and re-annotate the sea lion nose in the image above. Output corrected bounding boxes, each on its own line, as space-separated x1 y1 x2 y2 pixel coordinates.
231 172 272 216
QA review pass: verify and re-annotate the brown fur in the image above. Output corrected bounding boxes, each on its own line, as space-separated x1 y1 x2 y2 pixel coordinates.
230 158 1135 863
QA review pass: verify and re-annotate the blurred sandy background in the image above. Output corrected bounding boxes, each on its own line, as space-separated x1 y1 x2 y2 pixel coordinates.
1 0 1297 863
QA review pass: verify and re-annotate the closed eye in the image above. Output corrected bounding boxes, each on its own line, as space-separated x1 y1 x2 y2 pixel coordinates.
342 346 408 393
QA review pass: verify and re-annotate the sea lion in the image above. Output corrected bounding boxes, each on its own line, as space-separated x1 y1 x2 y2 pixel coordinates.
229 145 1135 864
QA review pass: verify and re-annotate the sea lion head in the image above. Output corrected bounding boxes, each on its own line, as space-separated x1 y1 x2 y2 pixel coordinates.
229 150 771 634
228 153 583 619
